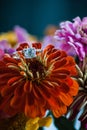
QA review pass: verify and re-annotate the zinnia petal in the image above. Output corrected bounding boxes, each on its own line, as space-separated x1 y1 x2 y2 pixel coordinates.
0 42 79 118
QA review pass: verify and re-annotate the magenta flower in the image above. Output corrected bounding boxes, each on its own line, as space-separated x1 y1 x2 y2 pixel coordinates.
55 17 87 61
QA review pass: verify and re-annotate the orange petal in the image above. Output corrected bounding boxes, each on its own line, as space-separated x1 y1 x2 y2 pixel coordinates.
69 80 79 96
37 85 59 108
24 81 32 93
52 105 67 117
53 69 70 75
25 97 46 118
25 96 37 118
64 77 73 86
51 74 67 79
65 56 75 66
25 105 35 118
59 92 73 106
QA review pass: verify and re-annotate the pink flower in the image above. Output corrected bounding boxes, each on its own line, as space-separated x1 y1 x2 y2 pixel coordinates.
0 49 4 60
42 36 59 50
14 26 29 43
55 17 87 61
0 40 15 60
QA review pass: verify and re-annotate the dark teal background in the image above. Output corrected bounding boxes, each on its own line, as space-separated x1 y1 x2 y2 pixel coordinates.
0 0 87 37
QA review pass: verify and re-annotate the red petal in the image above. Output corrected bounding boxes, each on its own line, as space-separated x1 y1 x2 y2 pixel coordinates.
24 81 32 93
14 80 25 96
53 58 67 68
16 43 29 51
10 94 25 109
4 55 18 64
43 44 54 55
1 85 16 97
32 42 42 49
7 76 23 86
47 50 61 63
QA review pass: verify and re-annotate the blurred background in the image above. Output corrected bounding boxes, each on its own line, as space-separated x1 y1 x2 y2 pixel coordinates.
0 0 87 38
0 0 87 130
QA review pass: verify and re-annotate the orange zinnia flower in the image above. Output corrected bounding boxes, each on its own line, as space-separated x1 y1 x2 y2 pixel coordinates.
0 43 79 118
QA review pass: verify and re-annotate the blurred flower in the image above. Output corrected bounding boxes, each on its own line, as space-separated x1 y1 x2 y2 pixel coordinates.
0 110 11 119
14 26 29 43
43 25 59 50
14 26 37 43
25 116 52 130
0 31 17 47
0 49 4 60
0 26 37 48
0 26 37 59
44 25 58 36
68 57 87 129
42 36 58 50
0 113 28 130
55 17 87 61
0 113 52 130
0 42 78 119
0 40 15 60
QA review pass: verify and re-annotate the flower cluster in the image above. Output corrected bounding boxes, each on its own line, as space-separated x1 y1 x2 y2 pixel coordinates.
54 16 87 129
1 16 87 129
0 26 37 60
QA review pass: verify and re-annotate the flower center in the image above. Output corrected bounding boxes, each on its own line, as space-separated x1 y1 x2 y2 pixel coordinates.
17 57 48 84
26 58 47 82
12 48 48 83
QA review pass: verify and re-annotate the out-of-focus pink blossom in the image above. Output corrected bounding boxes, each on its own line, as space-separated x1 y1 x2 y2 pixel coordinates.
0 40 15 59
14 26 29 43
42 36 60 50
55 17 87 61
0 49 4 59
